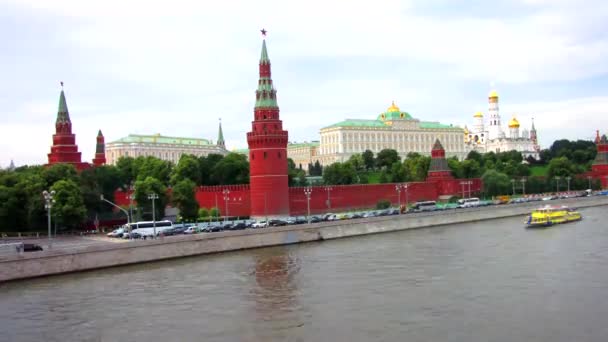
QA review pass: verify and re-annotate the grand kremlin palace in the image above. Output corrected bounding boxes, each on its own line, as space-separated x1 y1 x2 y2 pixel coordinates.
307 101 467 166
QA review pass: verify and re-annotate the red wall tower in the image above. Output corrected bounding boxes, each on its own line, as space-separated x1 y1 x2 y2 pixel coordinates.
47 85 89 170
92 129 106 166
246 38 290 218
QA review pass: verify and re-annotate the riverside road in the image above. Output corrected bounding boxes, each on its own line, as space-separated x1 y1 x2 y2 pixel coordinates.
1 205 607 341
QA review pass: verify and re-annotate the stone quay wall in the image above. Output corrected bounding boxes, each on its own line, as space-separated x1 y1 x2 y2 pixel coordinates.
2 196 608 283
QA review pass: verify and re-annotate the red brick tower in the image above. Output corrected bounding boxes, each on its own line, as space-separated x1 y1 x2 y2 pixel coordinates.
426 139 454 181
246 34 290 218
592 132 608 187
47 84 89 170
92 130 106 166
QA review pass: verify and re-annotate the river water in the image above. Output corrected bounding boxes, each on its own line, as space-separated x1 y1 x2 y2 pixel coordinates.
1 206 608 342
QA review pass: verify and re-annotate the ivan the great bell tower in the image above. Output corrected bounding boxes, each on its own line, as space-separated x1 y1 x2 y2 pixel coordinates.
246 31 290 218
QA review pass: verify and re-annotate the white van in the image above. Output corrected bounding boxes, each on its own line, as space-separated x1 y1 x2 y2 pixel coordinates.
458 197 480 208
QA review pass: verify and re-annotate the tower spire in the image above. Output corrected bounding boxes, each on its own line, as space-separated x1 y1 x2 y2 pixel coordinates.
217 118 225 149
56 85 71 125
93 129 106 166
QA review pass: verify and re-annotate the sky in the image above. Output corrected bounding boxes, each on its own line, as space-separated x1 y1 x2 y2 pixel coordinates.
2 0 608 167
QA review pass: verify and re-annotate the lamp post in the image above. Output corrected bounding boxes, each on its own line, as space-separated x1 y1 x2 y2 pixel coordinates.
304 187 312 224
147 193 159 237
395 184 402 212
587 176 592 190
100 194 131 236
128 184 135 223
554 176 561 193
565 176 571 192
222 189 230 223
404 183 410 211
511 179 516 196
521 177 527 196
459 181 466 199
324 186 333 210
42 190 55 249
459 180 472 199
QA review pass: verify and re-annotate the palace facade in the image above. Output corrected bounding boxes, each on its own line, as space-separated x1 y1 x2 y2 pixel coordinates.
464 90 540 159
317 102 467 165
105 121 228 165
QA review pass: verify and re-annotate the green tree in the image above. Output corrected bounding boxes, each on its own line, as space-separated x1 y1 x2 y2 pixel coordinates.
376 149 400 169
116 156 136 186
298 173 308 186
210 207 220 218
547 156 576 178
347 154 366 172
322 162 357 185
134 177 168 221
198 207 209 219
43 163 78 188
171 154 201 185
51 179 87 230
135 156 173 185
211 153 249 185
362 150 375 170
312 160 323 176
466 150 483 165
481 169 511 197
171 179 199 222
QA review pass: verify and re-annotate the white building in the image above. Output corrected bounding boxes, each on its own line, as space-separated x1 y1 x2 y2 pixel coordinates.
465 90 540 159
105 122 228 165
318 102 467 165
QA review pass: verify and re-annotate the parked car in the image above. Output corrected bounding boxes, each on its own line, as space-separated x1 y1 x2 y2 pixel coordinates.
252 220 268 228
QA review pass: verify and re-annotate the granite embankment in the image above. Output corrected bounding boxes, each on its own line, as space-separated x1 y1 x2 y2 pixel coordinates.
2 196 608 282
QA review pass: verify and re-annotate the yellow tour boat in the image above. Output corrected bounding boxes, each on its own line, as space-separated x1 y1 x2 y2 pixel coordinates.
525 205 582 228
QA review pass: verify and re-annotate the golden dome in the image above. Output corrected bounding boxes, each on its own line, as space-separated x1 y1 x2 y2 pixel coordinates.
508 116 520 128
387 101 400 112
474 111 483 118
489 90 499 98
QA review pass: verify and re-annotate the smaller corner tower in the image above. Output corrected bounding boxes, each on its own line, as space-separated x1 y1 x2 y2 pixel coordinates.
47 82 89 170
92 130 106 166
591 132 608 188
427 139 454 181
530 118 539 151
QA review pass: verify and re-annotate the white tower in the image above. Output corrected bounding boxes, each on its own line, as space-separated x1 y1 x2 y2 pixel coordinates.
487 90 503 140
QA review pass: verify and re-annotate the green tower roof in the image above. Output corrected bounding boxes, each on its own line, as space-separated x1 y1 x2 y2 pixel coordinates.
97 129 103 137
260 39 269 63
217 120 225 146
56 90 71 124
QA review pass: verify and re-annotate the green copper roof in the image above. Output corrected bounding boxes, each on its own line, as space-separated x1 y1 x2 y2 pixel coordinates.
288 141 320 148
322 119 389 129
260 40 269 63
56 90 71 124
233 148 249 154
419 121 457 129
97 129 103 137
109 134 212 146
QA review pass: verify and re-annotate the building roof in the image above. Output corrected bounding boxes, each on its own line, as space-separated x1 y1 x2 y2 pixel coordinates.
474 111 483 118
56 89 71 124
489 89 499 98
109 134 212 146
288 141 320 148
508 116 520 128
321 102 460 131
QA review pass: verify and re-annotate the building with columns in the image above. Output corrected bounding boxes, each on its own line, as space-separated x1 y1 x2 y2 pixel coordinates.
317 101 467 165
465 90 540 159
105 121 228 165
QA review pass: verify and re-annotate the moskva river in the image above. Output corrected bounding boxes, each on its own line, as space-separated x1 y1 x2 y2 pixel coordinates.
1 206 608 342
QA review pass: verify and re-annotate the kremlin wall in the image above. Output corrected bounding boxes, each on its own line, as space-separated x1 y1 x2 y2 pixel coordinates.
45 35 608 220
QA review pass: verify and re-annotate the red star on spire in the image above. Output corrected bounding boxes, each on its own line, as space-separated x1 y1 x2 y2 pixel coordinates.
261 28 267 37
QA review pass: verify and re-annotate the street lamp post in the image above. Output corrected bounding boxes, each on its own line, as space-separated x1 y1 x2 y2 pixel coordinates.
554 176 561 193
324 186 333 210
42 190 55 249
459 180 472 199
395 184 402 212
222 189 230 223
404 183 410 211
587 176 592 190
566 176 572 192
511 179 516 196
521 178 527 196
304 187 312 224
100 194 131 236
128 184 135 223
459 181 465 199
147 193 159 237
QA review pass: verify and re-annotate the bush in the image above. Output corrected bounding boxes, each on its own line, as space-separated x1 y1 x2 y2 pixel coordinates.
376 199 391 209
448 196 460 203
198 207 209 219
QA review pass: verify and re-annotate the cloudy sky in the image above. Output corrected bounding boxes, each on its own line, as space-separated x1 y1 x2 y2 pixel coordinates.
2 0 608 167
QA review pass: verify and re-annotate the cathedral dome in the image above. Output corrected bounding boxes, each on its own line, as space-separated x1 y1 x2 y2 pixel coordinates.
489 90 499 98
474 111 483 118
508 116 520 128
